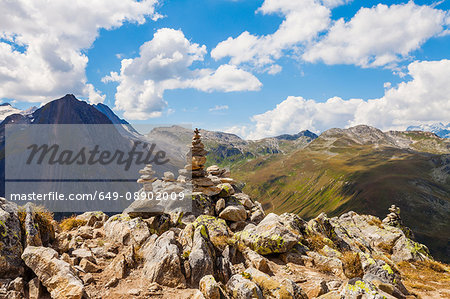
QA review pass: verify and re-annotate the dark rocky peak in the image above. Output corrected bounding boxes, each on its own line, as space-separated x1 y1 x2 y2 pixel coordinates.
31 94 113 124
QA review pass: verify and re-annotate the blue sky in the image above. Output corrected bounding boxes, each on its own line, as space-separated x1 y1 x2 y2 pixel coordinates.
1 0 450 138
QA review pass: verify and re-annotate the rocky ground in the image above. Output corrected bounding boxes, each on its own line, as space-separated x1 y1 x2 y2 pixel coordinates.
1 180 449 298
0 130 449 299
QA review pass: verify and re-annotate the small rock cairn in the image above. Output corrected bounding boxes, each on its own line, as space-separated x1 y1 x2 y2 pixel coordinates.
382 204 401 226
184 128 219 194
137 164 156 192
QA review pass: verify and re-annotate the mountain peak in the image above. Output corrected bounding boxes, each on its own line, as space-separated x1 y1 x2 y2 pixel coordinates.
30 94 113 124
275 130 318 141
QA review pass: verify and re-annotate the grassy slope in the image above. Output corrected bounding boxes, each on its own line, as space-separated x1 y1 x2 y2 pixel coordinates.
229 135 450 262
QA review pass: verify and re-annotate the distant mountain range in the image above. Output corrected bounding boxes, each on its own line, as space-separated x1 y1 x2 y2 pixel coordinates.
0 95 448 261
228 125 449 262
407 122 450 138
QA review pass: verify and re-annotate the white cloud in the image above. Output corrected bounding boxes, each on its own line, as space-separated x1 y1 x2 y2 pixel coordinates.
0 0 160 104
209 105 229 112
303 2 449 68
233 59 450 139
211 0 331 71
214 1 449 72
105 28 261 120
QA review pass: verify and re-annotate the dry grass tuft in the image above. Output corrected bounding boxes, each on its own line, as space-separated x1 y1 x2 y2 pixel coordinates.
341 251 364 279
133 245 144 264
397 259 450 295
305 234 329 252
60 216 87 231
377 242 394 254
367 217 383 228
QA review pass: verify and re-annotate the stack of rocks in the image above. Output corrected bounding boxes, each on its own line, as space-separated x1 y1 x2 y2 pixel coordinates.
137 164 156 192
163 171 175 182
181 129 266 228
206 165 226 177
186 129 220 196
190 128 207 178
382 204 401 226
382 204 414 237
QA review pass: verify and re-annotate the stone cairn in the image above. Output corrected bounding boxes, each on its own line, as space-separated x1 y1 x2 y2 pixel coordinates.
190 128 208 178
184 128 219 195
383 204 414 238
137 164 156 192
382 204 401 226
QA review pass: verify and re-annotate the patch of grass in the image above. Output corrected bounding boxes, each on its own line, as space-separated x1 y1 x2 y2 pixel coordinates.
367 217 383 228
377 242 394 254
409 283 434 291
305 234 329 252
60 216 87 231
341 251 363 279
17 205 55 245
210 235 234 251
316 263 333 275
397 259 450 295
133 245 144 264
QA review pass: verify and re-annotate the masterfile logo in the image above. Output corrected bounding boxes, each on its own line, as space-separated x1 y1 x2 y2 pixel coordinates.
4 124 192 213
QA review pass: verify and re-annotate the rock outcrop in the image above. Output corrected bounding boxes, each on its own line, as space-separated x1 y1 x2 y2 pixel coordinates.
0 198 24 278
22 246 84 299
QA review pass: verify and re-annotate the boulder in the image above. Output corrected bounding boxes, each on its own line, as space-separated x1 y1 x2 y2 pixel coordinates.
330 212 401 253
28 277 43 299
306 251 345 278
234 193 254 209
363 259 408 297
21 246 84 299
217 183 235 197
192 193 216 216
123 199 165 219
226 274 263 299
235 213 299 255
103 214 150 246
76 211 108 227
79 258 101 273
189 225 215 286
391 236 431 262
142 231 185 287
219 205 247 222
199 275 220 299
0 198 24 278
193 215 232 250
71 248 94 262
242 248 270 274
245 267 307 299
24 204 42 247
215 198 226 214
340 278 385 299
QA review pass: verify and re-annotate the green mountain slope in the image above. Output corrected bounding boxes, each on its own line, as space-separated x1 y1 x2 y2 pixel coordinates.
229 125 450 262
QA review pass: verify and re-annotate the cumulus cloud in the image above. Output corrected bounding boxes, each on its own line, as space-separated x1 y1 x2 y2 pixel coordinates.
228 59 450 139
211 0 331 71
303 2 449 68
0 0 160 103
214 1 449 72
104 28 261 119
